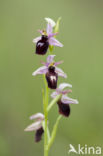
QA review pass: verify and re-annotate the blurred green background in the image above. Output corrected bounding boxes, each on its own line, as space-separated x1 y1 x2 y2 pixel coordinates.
0 0 103 156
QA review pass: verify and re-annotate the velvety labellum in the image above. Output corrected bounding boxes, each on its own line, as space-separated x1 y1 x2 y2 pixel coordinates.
35 127 44 142
36 35 49 55
46 66 58 89
57 100 70 117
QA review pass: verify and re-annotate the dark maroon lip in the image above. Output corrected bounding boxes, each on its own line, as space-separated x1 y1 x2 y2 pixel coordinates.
36 37 49 55
57 100 70 117
46 69 58 89
48 66 55 73
35 127 44 142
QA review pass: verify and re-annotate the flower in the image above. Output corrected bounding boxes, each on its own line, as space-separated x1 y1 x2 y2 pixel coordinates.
33 18 63 55
32 55 67 89
24 113 44 142
51 83 79 117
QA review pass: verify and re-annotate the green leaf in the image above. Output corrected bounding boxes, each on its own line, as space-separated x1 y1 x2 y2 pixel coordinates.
54 17 61 33
47 115 62 150
49 17 61 53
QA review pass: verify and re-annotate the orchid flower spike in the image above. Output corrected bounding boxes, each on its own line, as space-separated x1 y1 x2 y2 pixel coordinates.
32 55 67 89
51 83 79 117
24 113 44 142
33 17 63 55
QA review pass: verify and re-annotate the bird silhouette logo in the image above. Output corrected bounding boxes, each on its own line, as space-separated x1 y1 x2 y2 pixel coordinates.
68 144 78 154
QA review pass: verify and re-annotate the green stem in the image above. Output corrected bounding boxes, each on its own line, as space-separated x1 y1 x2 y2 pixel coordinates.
47 94 62 112
43 17 62 154
43 75 49 156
